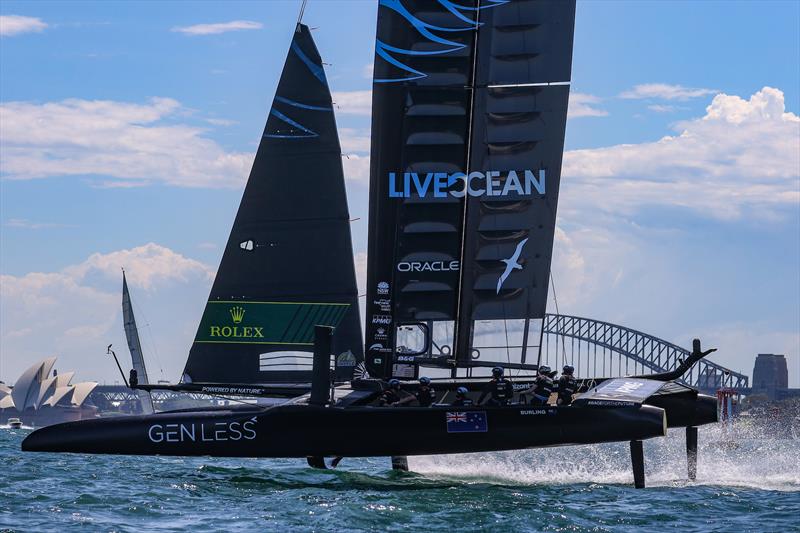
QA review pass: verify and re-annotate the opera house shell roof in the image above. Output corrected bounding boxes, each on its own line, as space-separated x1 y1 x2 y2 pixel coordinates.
0 357 97 417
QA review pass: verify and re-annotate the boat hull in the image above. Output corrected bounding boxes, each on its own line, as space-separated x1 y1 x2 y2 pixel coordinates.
22 404 666 458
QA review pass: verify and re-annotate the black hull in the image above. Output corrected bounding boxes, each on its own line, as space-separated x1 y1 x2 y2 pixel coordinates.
22 404 666 458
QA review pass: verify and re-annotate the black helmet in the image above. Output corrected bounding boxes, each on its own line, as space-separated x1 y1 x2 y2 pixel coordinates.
538 365 551 374
492 366 504 378
456 386 468 398
388 378 400 389
562 365 575 375
419 376 431 386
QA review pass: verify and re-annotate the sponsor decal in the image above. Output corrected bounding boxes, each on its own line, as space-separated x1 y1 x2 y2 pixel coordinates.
613 381 645 394
377 281 390 295
148 417 257 443
497 238 529 294
396 354 417 362
196 301 349 345
585 400 637 407
389 170 545 199
369 342 392 353
336 351 357 368
397 260 459 273
374 327 388 340
512 382 534 391
373 298 392 312
519 409 556 416
446 411 488 433
239 240 254 251
372 315 392 325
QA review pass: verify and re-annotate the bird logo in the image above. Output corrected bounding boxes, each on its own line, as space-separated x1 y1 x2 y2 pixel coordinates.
496 238 529 294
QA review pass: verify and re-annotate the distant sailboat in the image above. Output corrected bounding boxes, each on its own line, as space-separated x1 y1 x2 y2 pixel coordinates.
122 271 154 414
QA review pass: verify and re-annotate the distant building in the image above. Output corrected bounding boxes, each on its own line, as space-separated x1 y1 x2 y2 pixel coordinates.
752 353 789 401
1 357 98 427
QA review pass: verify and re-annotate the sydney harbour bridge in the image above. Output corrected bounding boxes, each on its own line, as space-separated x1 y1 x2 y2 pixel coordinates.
90 313 749 410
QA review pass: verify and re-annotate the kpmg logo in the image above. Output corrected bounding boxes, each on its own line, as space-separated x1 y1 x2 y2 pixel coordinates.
388 170 545 199
397 260 459 273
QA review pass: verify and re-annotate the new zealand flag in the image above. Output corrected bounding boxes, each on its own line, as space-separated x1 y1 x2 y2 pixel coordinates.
446 411 488 433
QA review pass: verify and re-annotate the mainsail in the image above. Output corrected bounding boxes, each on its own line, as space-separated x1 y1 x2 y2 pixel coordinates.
182 24 363 385
122 271 154 413
365 0 575 378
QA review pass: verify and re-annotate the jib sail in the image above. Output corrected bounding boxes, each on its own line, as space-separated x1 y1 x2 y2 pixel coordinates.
364 0 575 378
182 24 363 385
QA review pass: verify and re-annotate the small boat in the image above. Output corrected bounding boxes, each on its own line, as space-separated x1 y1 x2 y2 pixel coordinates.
23 1 718 489
7 418 22 429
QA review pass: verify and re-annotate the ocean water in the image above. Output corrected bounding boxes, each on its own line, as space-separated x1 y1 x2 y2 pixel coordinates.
1 424 798 533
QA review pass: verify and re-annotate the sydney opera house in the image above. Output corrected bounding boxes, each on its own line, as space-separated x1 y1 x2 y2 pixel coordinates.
1 357 98 427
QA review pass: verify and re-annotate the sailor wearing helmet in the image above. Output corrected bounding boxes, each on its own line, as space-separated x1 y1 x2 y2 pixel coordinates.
557 365 578 406
415 376 437 407
477 366 514 406
524 365 555 406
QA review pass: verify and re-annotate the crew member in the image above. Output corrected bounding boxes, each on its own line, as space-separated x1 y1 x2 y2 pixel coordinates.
477 366 514 406
525 365 554 406
379 379 415 406
416 376 437 407
451 386 474 407
557 365 577 406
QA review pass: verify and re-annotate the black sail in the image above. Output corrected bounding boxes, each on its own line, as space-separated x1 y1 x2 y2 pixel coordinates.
183 24 363 385
365 0 575 377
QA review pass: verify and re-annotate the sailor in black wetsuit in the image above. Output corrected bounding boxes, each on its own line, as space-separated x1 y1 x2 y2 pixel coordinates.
379 379 414 406
477 366 514 406
524 365 554 405
557 365 577 406
415 376 436 407
451 386 474 407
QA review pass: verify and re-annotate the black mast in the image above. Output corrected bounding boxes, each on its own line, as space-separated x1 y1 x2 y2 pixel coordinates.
182 24 363 385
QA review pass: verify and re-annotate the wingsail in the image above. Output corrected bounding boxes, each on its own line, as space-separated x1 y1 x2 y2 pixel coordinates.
182 24 363 385
364 0 576 378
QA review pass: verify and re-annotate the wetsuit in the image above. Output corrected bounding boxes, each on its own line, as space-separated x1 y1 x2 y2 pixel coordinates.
528 374 554 405
557 375 577 406
478 378 514 406
451 397 474 407
416 386 437 407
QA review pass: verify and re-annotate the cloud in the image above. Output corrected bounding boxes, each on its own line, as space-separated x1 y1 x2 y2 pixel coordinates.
362 63 374 80
342 153 370 184
0 97 253 188
339 128 371 153
63 243 214 291
563 87 800 220
4 218 74 229
0 15 47 37
171 20 262 36
647 104 680 113
620 83 717 101
332 90 372 116
0 244 214 382
568 92 608 118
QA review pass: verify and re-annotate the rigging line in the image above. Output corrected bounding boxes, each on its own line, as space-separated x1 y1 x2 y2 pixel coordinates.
297 0 309 25
549 272 568 366
130 295 166 380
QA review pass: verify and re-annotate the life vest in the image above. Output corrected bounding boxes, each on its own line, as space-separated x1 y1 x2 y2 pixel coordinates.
492 378 513 403
416 387 436 407
452 397 474 407
381 389 401 405
532 374 554 402
558 375 577 405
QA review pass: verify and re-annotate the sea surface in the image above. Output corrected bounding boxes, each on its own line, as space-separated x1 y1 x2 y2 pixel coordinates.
1 423 798 533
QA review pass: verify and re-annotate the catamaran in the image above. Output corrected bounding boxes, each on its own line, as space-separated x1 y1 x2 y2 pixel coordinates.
23 1 718 488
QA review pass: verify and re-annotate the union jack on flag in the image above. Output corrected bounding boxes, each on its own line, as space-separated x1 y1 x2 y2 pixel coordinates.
446 411 488 433
446 412 467 423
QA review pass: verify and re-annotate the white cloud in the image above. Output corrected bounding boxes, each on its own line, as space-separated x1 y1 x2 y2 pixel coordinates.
647 104 679 113
332 90 372 116
0 97 253 188
0 244 214 383
568 92 608 118
342 153 370 184
0 15 47 37
63 243 214 291
339 128 371 153
620 83 717 101
171 20 262 36
563 87 800 220
362 63 374 80
4 218 73 229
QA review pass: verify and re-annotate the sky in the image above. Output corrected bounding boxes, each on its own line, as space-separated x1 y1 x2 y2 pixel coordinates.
1 0 798 387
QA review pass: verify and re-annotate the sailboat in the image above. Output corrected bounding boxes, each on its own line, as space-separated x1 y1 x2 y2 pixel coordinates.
23 1 718 488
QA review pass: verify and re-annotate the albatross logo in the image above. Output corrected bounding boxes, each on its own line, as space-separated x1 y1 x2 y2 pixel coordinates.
496 238 529 294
